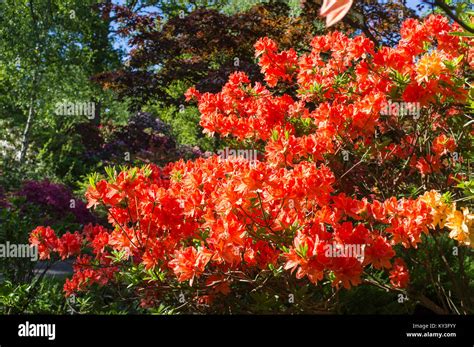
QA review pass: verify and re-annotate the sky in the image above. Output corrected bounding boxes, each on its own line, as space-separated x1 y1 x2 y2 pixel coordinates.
407 0 425 9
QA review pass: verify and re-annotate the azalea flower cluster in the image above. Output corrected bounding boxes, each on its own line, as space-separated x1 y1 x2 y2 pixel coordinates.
29 161 470 298
30 15 472 301
420 190 474 247
30 226 82 261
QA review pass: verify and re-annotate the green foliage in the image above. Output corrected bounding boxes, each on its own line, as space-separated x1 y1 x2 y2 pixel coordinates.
457 179 474 199
0 200 38 283
0 0 127 188
337 285 414 314
0 279 67 314
144 103 218 152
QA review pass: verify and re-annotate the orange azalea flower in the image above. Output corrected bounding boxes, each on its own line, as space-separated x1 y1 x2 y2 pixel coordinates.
415 51 448 84
168 247 214 285
29 226 59 260
432 134 456 156
419 190 451 229
57 232 82 260
364 235 395 270
389 258 410 288
445 206 474 247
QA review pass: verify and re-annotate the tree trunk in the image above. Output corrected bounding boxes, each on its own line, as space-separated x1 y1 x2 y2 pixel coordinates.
19 73 37 164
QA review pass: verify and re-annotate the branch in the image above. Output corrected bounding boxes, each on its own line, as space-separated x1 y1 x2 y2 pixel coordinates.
409 291 450 315
431 0 474 33
344 17 379 46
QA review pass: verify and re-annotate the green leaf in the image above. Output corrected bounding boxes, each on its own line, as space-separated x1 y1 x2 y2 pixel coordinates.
104 166 117 182
271 129 279 142
449 31 474 37
296 242 308 259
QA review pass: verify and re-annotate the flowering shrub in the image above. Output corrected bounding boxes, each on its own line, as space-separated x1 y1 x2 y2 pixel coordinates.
18 180 95 227
30 15 473 313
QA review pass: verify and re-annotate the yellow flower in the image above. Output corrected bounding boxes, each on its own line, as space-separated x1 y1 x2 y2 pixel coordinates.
445 206 474 248
415 51 447 84
420 190 473 247
420 190 450 229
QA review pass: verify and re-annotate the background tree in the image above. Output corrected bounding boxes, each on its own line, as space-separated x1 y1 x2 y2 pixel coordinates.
93 0 418 151
0 0 125 188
